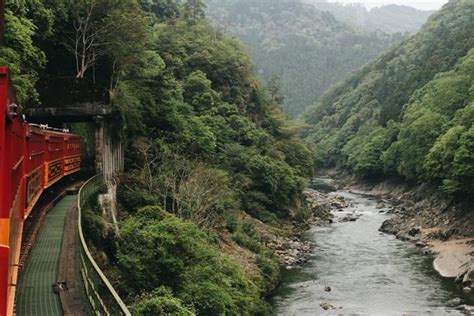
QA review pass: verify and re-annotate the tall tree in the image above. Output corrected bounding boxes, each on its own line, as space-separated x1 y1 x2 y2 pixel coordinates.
183 0 206 22
267 75 285 108
65 0 149 90
140 0 181 21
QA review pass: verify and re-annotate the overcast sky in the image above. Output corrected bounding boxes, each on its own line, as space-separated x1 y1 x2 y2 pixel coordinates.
326 0 450 10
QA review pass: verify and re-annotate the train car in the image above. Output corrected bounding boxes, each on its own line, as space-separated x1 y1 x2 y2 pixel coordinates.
0 67 82 316
0 67 25 316
44 130 66 188
25 125 46 218
64 134 81 176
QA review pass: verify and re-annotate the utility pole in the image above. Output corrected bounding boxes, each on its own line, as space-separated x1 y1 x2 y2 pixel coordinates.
0 0 4 45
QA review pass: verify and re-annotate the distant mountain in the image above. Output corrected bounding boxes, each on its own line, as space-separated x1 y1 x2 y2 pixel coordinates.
367 5 434 33
303 0 474 195
303 1 434 34
205 0 406 117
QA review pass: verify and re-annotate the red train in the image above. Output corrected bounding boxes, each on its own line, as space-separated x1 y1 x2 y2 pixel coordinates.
0 67 82 316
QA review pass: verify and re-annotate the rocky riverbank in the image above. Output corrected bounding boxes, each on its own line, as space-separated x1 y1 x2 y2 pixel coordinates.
331 172 474 308
269 171 473 312
262 185 361 269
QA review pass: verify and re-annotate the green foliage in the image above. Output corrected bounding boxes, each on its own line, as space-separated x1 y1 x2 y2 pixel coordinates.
117 207 266 314
304 0 474 196
231 221 262 253
183 70 215 113
446 125 474 194
220 144 305 218
229 221 280 295
69 123 96 169
343 123 399 176
0 9 46 103
277 139 315 178
114 14 312 220
183 0 207 22
425 126 465 180
256 253 280 293
131 287 195 315
82 194 117 264
394 108 448 180
140 0 182 21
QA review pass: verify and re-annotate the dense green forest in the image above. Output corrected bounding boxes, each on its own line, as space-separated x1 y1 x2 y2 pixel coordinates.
1 0 314 314
205 0 432 117
303 0 474 196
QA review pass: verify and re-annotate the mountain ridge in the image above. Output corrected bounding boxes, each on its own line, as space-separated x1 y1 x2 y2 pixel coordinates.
205 0 416 117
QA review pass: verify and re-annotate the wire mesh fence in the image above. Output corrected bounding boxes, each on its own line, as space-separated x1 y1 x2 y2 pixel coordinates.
77 174 130 316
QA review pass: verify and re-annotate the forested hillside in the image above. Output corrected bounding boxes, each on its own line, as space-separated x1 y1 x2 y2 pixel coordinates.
303 0 474 196
205 0 432 117
1 0 314 314
302 1 434 34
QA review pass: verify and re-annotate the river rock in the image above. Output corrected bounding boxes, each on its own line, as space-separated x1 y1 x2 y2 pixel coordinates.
320 303 335 310
408 227 421 237
447 297 463 307
376 202 385 209
421 247 434 255
331 201 345 209
340 214 359 222
415 241 427 247
455 304 474 314
455 265 474 288
329 196 349 209
286 240 301 250
380 219 400 235
396 232 411 241
462 266 474 286
463 286 472 293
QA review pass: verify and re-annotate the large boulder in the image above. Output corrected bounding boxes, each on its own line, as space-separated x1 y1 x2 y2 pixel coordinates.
455 264 474 287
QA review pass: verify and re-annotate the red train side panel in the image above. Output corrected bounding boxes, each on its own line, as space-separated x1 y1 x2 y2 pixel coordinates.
64 134 81 176
0 67 82 316
0 67 25 316
44 131 65 188
25 126 46 218
0 66 9 316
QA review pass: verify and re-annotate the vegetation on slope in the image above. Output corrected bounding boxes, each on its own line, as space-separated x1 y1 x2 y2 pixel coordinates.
303 0 474 196
205 0 426 117
303 1 433 34
1 0 313 314
112 8 313 312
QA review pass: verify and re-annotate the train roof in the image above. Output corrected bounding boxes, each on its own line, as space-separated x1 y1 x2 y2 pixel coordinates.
27 123 79 136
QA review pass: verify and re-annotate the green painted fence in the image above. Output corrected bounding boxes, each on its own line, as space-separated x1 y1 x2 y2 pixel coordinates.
77 174 130 316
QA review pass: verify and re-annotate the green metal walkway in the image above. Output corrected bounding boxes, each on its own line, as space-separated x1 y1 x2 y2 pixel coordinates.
16 195 77 316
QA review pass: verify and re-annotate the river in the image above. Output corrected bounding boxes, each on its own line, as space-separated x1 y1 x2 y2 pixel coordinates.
272 181 466 315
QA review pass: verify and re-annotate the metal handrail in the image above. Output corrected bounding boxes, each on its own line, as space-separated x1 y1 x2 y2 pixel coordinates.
77 174 131 315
